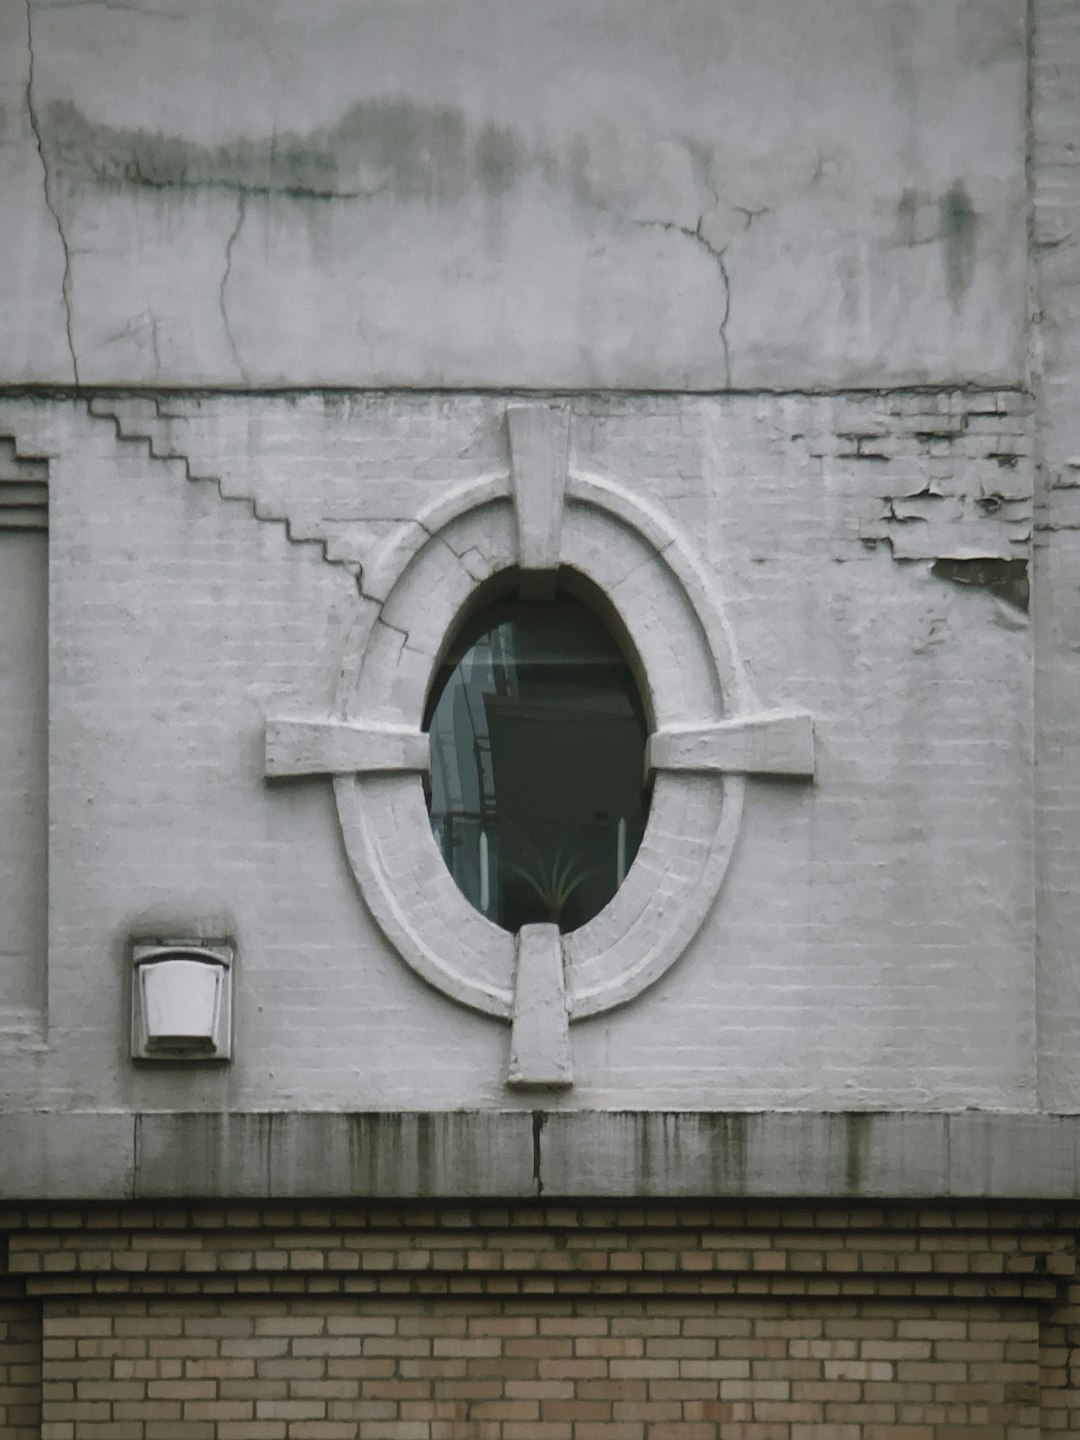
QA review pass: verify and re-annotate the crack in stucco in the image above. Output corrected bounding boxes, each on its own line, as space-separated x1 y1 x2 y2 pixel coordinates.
733 205 771 231
147 311 160 374
92 309 162 373
375 615 410 651
416 517 483 578
627 151 734 383
25 0 79 386
35 93 743 377
631 213 732 386
715 242 733 389
219 192 249 383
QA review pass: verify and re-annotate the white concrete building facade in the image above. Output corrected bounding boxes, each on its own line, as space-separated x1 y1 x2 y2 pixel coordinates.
2 1 1080 1435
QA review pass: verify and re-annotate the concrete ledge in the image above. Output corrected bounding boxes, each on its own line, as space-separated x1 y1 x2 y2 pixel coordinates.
0 1112 136 1200
1 1111 1079 1201
133 1112 539 1200
537 1112 1080 1200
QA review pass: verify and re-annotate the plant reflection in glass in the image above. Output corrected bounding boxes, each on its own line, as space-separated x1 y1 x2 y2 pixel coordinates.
424 593 649 934
502 835 604 929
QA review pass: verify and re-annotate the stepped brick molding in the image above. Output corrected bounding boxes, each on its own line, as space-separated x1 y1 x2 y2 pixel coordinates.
1 1200 1076 1437
0 438 48 533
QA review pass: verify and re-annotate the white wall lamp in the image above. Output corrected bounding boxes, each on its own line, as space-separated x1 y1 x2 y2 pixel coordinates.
131 942 233 1061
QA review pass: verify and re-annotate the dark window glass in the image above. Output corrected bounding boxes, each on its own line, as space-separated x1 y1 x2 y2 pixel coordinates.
425 595 649 933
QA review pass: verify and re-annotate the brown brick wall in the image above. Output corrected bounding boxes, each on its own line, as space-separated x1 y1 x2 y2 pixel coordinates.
38 1294 1043 1440
0 1289 42 1439
1039 1276 1080 1436
0 1202 1073 1438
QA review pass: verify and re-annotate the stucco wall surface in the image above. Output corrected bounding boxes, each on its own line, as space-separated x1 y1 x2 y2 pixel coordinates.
0 0 1026 389
0 392 1036 1113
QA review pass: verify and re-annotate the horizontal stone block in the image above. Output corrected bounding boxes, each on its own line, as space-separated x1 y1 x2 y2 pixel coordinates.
0 1112 135 1200
647 712 815 778
0 1111 1077 1201
132 1111 537 1199
265 717 429 777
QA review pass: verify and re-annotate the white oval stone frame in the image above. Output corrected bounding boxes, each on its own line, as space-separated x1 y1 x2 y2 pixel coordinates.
265 405 814 1086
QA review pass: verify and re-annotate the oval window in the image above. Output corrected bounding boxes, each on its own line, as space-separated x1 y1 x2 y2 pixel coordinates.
425 593 649 934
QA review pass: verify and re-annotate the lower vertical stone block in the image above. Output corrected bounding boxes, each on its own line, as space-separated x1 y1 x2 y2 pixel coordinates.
507 922 572 1088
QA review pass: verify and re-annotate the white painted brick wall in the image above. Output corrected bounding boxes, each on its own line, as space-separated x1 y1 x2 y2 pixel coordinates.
1032 0 1080 1108
0 392 1038 1110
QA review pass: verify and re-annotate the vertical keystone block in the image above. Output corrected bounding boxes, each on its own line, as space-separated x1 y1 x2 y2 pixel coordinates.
508 405 570 594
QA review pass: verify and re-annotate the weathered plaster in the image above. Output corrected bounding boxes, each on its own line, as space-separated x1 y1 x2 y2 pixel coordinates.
0 0 1028 388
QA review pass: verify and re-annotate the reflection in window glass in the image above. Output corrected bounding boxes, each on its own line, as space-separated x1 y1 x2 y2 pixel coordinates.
425 596 649 934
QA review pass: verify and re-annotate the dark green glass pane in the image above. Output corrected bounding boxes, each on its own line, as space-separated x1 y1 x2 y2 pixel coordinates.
425 596 649 934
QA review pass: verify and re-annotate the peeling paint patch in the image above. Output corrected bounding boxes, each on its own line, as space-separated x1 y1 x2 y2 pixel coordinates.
867 478 1031 561
852 395 1033 563
930 556 1028 611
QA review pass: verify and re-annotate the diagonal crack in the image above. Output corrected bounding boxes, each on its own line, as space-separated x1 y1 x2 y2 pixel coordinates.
733 204 771 231
219 191 249 382
25 0 79 385
631 212 732 386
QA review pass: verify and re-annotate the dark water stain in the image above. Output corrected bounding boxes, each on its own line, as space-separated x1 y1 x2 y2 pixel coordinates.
844 1112 869 1195
706 1113 748 1193
837 254 861 326
566 134 607 212
940 180 977 309
956 0 1026 69
895 181 978 310
931 556 1028 610
896 187 922 247
474 121 523 200
40 95 528 206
